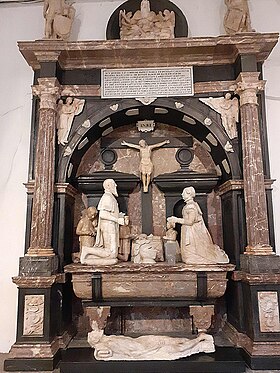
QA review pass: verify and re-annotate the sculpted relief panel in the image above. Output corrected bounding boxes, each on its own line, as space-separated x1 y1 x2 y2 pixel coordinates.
258 292 280 333
119 0 175 40
23 295 45 336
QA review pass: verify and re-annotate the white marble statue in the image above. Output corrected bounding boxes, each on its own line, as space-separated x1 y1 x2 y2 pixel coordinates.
224 0 253 34
168 187 229 265
43 0 76 40
81 179 126 266
88 321 215 361
118 216 132 262
57 97 85 146
121 139 170 192
200 94 239 139
119 0 175 40
132 234 157 264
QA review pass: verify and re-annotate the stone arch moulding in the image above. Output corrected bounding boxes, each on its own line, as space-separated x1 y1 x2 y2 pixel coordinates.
57 97 241 184
106 0 188 40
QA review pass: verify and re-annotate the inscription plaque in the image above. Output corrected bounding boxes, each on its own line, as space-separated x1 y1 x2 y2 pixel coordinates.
101 67 194 99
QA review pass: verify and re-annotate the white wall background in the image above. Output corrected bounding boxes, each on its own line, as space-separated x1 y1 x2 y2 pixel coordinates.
0 0 279 353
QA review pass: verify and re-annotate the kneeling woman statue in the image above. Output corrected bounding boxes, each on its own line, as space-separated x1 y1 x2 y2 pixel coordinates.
168 187 229 265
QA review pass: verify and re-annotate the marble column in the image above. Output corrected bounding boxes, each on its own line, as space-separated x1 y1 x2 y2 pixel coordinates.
235 72 273 255
27 78 61 257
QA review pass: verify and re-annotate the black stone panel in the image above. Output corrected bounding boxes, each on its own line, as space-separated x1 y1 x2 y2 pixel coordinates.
241 282 280 342
226 280 246 333
234 55 258 76
242 351 280 371
60 347 246 373
220 190 246 267
194 64 236 82
53 192 76 270
57 68 101 85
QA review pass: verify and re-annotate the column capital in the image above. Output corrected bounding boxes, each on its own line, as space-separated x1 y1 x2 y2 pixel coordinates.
32 78 61 110
235 72 266 106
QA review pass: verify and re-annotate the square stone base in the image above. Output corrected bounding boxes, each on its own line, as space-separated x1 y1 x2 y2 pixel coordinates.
4 352 60 371
19 256 59 276
240 254 280 274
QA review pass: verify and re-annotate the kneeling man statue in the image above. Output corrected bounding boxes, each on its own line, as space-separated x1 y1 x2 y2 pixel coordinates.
81 179 126 265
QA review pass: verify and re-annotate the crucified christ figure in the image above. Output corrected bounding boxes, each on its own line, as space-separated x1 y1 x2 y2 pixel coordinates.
121 139 170 192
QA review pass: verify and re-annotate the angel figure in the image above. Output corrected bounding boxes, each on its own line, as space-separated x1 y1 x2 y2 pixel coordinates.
201 93 239 139
57 97 85 146
121 139 170 192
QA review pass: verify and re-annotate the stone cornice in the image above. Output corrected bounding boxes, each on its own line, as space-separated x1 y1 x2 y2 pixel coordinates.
24 181 78 197
232 271 280 285
218 179 275 196
18 33 279 70
12 274 66 288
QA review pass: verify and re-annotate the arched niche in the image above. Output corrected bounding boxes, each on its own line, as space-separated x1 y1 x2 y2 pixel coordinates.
57 98 241 184
106 0 188 40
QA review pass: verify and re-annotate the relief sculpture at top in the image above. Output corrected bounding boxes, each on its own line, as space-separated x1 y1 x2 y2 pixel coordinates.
119 0 175 40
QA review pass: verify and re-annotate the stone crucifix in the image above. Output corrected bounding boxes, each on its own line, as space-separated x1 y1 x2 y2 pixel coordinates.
121 139 170 192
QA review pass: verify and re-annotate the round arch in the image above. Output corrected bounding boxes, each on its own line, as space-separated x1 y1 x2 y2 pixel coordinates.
57 97 241 183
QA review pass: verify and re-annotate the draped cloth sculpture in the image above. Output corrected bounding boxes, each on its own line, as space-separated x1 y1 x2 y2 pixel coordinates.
168 187 229 265
88 321 215 361
224 0 253 34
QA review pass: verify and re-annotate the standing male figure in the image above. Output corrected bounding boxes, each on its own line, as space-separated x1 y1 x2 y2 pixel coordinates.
121 139 170 192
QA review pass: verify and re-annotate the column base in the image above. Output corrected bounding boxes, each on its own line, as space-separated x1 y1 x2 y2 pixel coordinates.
4 330 73 372
244 245 274 256
224 321 280 370
240 253 280 274
4 352 61 372
26 248 55 257
19 255 59 276
242 351 280 370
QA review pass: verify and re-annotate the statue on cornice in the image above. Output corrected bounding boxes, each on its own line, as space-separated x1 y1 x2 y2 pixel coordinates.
224 0 253 34
43 0 76 40
119 0 175 40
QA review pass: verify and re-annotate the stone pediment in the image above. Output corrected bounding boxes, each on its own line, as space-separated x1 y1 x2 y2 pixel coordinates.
18 32 278 70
